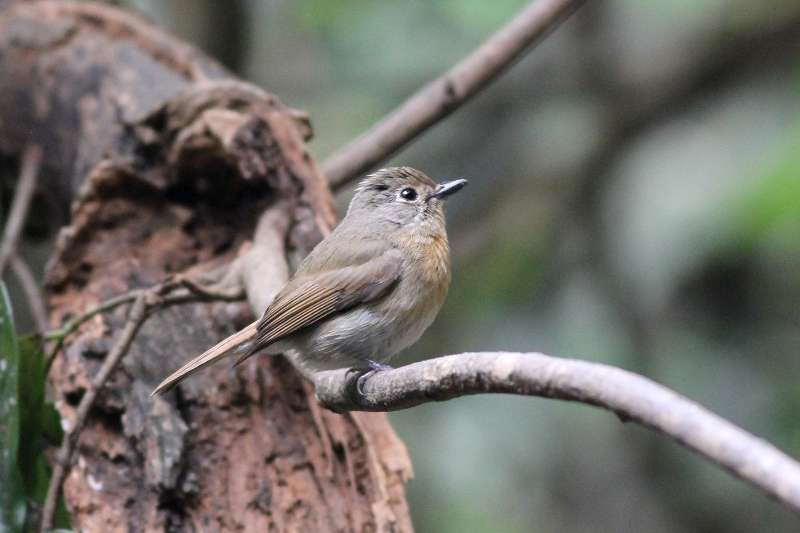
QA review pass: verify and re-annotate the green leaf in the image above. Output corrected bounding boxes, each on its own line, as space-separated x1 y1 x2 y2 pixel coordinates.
0 288 69 533
0 282 26 533
17 338 69 531
17 337 62 501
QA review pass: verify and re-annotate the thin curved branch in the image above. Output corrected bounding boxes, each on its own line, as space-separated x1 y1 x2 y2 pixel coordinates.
43 290 141 373
314 352 800 515
322 0 586 189
0 144 41 274
43 291 140 342
9 254 47 332
43 274 245 372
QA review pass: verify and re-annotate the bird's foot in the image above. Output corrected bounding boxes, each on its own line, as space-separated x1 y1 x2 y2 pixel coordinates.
345 360 394 405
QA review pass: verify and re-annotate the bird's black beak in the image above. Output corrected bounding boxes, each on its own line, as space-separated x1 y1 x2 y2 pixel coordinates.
428 178 468 201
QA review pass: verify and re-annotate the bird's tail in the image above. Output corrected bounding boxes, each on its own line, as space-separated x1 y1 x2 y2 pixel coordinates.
152 320 259 395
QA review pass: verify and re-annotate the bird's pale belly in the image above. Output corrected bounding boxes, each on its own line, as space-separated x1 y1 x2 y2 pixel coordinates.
286 284 443 378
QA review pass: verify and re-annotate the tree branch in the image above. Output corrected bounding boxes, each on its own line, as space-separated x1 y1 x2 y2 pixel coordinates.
9 253 47 333
322 0 586 189
0 144 41 274
314 352 800 515
43 290 140 373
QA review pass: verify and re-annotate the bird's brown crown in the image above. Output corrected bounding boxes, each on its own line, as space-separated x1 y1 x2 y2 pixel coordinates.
356 167 436 193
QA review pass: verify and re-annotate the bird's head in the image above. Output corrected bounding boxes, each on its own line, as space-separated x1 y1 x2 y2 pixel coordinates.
347 167 467 233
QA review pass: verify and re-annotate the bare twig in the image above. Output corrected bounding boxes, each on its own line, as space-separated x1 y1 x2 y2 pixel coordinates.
44 291 141 342
9 254 47 333
43 277 244 371
44 290 141 373
0 144 42 274
314 352 800 515
322 0 586 189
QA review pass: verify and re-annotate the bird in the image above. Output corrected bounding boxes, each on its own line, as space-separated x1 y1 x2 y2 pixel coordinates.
152 167 466 396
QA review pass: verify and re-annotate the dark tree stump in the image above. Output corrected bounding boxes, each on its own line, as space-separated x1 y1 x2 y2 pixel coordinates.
0 2 413 531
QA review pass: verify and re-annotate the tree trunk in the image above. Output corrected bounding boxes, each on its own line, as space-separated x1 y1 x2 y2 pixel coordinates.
0 2 413 531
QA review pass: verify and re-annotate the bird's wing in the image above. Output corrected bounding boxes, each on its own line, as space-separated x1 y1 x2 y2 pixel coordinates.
234 248 402 366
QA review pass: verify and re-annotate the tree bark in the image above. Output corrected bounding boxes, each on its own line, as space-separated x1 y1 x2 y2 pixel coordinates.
0 2 412 531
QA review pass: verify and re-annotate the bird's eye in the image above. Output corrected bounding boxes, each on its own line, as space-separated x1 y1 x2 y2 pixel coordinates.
400 187 418 201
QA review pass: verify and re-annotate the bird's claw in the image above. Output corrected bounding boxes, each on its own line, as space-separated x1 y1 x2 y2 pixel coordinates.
345 360 393 405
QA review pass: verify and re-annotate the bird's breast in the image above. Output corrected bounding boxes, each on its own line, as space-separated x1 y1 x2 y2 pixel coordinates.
396 230 451 291
379 231 451 349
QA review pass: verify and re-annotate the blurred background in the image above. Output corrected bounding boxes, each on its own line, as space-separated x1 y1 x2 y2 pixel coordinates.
5 0 800 531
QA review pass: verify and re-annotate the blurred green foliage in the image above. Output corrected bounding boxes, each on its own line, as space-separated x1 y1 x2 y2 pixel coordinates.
732 125 800 251
1 283 25 533
0 283 68 533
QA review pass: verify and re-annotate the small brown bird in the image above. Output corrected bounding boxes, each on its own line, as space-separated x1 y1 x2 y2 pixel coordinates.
153 167 466 395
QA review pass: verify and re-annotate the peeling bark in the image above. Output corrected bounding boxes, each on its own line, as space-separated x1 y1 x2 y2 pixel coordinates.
0 2 412 531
